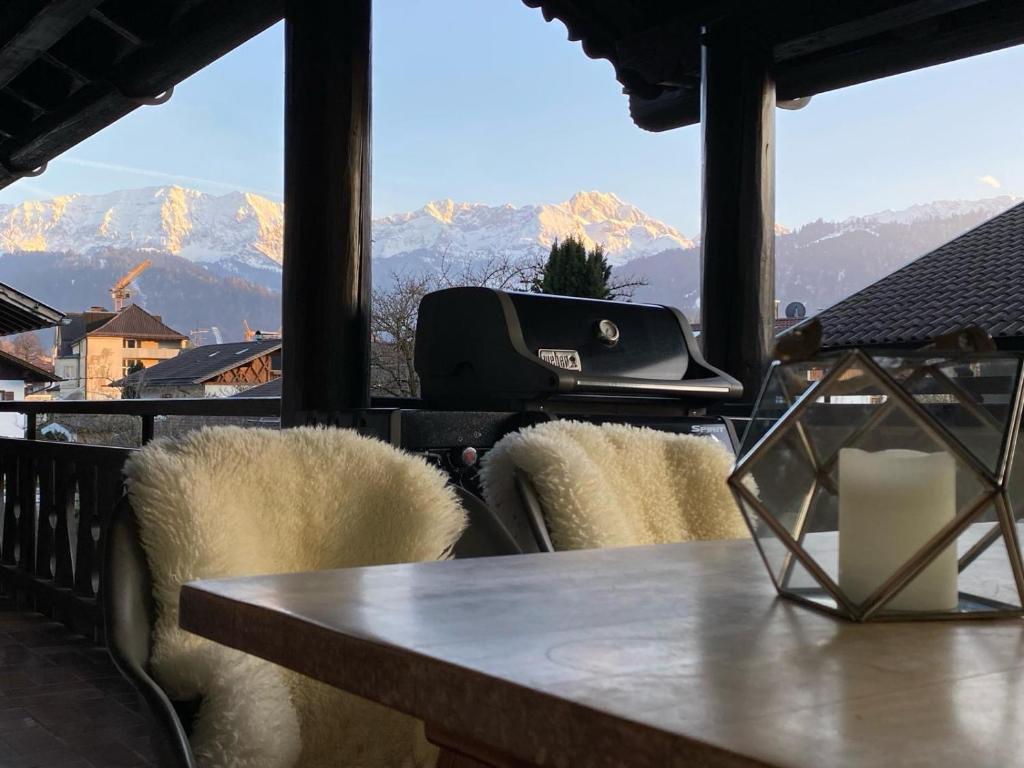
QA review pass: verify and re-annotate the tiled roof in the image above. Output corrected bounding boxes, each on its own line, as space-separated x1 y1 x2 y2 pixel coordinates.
87 304 187 341
232 377 282 397
120 340 281 387
815 201 1024 348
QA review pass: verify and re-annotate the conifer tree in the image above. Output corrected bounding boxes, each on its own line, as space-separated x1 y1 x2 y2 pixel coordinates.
533 235 612 299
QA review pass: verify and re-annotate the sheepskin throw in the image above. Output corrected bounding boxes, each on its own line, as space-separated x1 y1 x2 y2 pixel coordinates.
480 421 748 550
124 426 467 768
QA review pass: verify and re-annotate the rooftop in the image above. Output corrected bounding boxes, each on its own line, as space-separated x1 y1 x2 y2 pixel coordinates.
0 348 60 383
814 200 1024 348
86 304 187 342
0 281 64 336
119 339 281 388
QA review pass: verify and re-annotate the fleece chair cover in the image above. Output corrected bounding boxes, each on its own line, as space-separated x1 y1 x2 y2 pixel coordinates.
479 420 748 549
124 426 467 768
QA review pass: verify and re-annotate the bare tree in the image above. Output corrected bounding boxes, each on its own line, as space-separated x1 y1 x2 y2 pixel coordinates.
0 331 51 370
370 252 647 397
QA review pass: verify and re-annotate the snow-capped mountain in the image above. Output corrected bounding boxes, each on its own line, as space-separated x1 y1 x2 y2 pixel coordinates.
845 195 1021 227
374 191 693 266
0 186 283 272
0 187 692 273
1 184 1020 331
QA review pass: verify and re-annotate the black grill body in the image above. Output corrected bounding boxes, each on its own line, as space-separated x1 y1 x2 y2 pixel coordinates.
415 287 742 410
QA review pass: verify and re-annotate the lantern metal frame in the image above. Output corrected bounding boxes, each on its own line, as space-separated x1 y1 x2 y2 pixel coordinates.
729 346 1024 622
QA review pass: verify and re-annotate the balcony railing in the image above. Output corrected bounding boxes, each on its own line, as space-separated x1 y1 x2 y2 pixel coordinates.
0 397 280 639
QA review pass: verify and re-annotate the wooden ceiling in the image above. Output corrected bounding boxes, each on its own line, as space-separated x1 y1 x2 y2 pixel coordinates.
523 0 1024 131
0 0 282 191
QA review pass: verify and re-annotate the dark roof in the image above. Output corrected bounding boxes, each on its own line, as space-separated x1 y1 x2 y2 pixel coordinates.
119 339 281 387
87 304 186 340
0 0 283 190
0 348 60 382
231 377 281 398
814 200 1024 348
525 1 1024 131
0 281 64 335
57 310 116 355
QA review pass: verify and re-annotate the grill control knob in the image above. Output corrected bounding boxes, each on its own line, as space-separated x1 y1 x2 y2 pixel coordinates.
458 446 479 467
595 319 620 347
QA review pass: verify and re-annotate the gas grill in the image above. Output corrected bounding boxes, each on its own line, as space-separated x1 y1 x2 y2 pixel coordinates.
362 288 745 557
415 287 742 411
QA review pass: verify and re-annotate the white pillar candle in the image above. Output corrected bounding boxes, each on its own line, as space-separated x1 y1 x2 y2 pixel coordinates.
838 448 958 612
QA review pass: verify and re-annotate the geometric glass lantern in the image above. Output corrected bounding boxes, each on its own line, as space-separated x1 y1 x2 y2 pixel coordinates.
729 330 1024 621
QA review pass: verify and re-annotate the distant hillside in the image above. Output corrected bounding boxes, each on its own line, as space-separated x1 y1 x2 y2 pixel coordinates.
0 249 281 342
625 203 1020 317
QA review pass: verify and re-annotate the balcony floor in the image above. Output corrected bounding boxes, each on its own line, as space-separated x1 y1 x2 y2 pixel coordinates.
0 609 157 767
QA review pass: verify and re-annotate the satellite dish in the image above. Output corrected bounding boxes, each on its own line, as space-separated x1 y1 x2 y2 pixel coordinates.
785 301 807 319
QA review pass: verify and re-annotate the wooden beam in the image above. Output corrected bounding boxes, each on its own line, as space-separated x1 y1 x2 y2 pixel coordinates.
621 0 1024 131
281 0 372 426
776 0 1024 100
772 0 990 61
699 24 775 403
0 0 102 92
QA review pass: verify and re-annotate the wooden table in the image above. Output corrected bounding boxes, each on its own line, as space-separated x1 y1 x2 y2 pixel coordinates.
180 541 1024 768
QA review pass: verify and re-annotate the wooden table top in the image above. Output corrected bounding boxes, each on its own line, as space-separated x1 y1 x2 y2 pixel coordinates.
180 541 1024 768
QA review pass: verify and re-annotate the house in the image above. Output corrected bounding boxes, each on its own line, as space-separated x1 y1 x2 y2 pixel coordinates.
0 349 61 437
811 201 1024 350
118 339 282 398
53 304 188 399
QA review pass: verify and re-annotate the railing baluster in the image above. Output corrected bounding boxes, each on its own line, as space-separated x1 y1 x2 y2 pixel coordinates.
73 465 98 599
94 465 122 598
17 451 36 575
53 461 75 589
35 458 56 581
0 456 14 565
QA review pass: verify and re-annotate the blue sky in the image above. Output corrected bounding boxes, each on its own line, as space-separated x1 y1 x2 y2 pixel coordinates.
1 1 1022 236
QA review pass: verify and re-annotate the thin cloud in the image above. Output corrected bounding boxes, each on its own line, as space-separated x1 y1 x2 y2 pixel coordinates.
57 157 281 198
978 174 1002 189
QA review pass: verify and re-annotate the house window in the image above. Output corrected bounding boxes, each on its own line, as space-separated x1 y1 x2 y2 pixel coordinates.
123 359 142 376
0 391 14 401
124 339 140 349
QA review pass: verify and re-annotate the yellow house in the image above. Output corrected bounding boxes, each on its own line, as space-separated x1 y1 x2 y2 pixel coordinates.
53 304 188 399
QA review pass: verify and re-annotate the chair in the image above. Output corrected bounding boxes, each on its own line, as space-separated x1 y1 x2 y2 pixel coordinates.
479 420 749 551
102 426 490 768
103 498 198 768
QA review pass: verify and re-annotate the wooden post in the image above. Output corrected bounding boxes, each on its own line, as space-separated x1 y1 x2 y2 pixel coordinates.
699 24 776 403
281 0 372 426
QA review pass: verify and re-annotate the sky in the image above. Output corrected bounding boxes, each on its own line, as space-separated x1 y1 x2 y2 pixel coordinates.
1 1 1023 236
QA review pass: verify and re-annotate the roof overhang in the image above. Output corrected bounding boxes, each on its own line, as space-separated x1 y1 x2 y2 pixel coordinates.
0 347 61 381
0 0 283 190
0 281 64 335
525 0 1024 132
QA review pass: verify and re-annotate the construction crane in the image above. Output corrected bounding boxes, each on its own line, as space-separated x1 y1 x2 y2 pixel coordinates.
243 320 281 341
110 259 152 311
189 327 223 347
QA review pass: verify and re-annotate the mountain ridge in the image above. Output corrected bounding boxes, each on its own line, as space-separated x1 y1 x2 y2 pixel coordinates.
0 185 1019 338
